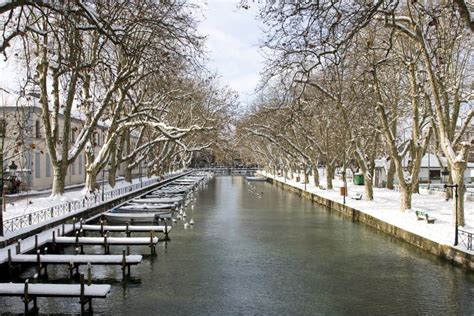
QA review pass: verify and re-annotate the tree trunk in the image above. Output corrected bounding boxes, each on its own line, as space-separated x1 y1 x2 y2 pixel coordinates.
451 165 466 226
363 173 374 201
386 159 395 189
400 185 412 212
124 166 133 183
304 170 309 184
326 164 334 190
312 165 320 187
51 165 67 196
85 168 99 193
108 165 117 188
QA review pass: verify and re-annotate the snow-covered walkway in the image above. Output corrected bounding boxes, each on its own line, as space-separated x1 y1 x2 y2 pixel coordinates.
263 171 474 255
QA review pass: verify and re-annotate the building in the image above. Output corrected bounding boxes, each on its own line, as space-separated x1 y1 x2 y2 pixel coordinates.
0 106 140 191
373 153 474 188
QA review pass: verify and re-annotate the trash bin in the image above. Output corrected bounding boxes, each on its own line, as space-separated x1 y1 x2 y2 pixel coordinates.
353 174 364 185
340 186 347 196
295 176 300 182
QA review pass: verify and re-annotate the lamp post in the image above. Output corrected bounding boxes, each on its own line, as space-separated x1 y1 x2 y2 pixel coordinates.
444 183 459 246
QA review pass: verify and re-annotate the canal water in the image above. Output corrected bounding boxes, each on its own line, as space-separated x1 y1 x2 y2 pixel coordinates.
1 176 474 314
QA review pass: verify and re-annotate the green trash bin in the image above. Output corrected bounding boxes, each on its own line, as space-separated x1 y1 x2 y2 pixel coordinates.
353 174 364 185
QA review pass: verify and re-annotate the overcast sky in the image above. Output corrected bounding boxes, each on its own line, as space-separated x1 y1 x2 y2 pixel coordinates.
197 0 265 107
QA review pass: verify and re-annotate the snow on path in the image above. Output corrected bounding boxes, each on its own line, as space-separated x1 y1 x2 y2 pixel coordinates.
3 177 152 220
262 171 474 255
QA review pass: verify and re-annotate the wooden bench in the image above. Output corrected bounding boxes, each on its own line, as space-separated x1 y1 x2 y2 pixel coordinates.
351 193 363 200
415 210 436 224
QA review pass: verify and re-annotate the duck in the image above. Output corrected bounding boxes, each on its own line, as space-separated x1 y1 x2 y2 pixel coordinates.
184 222 189 229
183 211 187 218
172 218 177 223
189 218 194 225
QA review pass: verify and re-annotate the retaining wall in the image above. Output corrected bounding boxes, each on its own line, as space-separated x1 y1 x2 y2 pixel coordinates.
268 177 474 271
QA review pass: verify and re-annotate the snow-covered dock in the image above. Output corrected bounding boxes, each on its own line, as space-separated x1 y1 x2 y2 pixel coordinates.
80 224 171 233
0 276 111 314
52 235 159 255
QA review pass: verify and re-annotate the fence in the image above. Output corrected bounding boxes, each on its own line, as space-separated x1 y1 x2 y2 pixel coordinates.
2 178 161 235
458 229 473 251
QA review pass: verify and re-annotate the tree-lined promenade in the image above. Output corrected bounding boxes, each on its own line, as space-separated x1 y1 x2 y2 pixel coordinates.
0 0 236 196
237 1 473 229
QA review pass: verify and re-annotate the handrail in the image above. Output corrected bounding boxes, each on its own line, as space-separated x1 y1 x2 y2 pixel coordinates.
2 177 162 235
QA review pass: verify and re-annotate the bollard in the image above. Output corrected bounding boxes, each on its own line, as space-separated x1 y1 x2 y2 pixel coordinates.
122 249 127 278
7 249 13 281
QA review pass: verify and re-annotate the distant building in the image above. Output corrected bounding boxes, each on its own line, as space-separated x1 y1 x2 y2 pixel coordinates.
0 106 139 191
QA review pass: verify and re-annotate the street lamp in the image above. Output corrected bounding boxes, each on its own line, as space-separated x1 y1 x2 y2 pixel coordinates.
444 183 459 246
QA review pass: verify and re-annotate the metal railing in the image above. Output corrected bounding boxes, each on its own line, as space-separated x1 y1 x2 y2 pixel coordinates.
458 229 473 251
2 177 162 235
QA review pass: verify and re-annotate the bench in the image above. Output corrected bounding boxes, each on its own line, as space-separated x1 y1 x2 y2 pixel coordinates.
351 193 363 200
318 185 327 190
415 210 436 224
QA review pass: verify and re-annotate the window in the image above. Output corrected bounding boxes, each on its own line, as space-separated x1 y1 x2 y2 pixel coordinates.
35 153 41 178
35 120 41 138
45 153 51 177
78 155 83 175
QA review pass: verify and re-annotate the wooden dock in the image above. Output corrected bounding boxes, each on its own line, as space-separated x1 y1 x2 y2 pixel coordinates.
0 275 111 314
51 235 159 254
7 249 142 278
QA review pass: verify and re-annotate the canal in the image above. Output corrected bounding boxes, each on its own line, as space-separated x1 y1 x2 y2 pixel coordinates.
1 176 474 314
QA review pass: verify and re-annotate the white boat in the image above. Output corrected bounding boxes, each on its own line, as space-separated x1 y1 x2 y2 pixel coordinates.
132 197 184 204
116 204 176 213
104 212 173 223
245 176 267 181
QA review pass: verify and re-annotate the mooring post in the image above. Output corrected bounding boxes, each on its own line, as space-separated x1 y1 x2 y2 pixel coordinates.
100 219 104 236
69 261 74 279
23 279 30 314
52 231 56 252
43 247 48 276
62 224 65 236
104 232 109 254
150 231 156 255
34 235 38 253
87 262 92 286
7 248 13 281
72 217 76 233
36 249 41 277
16 239 21 254
126 221 130 237
164 221 169 241
122 249 126 278
127 246 131 276
80 273 85 315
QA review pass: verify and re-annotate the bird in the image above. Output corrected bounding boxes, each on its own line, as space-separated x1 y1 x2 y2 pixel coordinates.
190 218 194 225
172 218 177 223
183 211 187 218
179 209 183 216
184 222 189 229
191 204 195 210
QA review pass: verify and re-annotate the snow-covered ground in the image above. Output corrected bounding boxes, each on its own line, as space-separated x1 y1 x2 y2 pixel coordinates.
262 171 474 255
3 177 154 220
